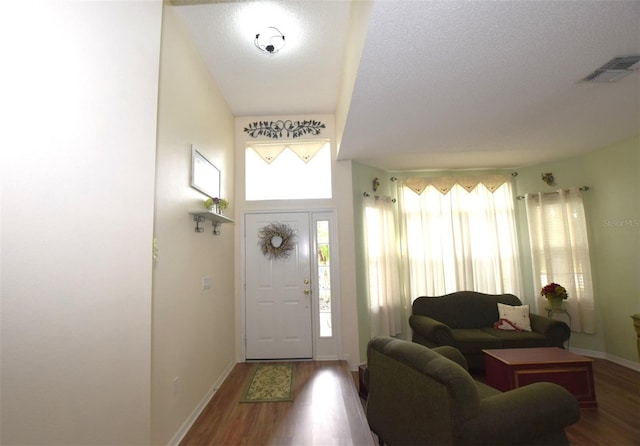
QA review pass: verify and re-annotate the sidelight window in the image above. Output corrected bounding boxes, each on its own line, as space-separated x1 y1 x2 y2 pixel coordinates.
316 220 332 337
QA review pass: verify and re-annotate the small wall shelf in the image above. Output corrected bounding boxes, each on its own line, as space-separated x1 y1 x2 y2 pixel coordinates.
190 211 234 235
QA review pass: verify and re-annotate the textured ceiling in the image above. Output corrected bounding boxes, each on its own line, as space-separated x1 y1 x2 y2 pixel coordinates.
175 1 351 116
175 0 640 171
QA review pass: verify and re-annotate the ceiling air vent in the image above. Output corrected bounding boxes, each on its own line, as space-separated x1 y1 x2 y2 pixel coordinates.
582 55 640 83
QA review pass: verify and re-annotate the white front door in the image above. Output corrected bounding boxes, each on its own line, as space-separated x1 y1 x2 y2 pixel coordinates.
245 212 312 359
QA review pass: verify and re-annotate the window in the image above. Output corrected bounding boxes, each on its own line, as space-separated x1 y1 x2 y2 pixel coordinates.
524 188 595 333
311 211 340 357
363 194 402 337
316 220 332 337
398 177 522 299
245 140 331 200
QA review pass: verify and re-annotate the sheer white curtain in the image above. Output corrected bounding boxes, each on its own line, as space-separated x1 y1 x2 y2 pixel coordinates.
398 180 522 299
363 195 402 337
524 188 595 333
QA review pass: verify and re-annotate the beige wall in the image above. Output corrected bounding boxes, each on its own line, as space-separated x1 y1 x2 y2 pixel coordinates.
1 1 162 444
152 6 236 444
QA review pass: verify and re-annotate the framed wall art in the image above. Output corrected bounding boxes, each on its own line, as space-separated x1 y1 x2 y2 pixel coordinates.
190 145 220 199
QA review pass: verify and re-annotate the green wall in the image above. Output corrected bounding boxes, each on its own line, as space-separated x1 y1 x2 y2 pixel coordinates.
515 137 640 364
352 164 396 359
353 137 639 365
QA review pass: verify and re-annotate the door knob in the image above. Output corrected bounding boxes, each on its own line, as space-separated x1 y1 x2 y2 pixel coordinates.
304 289 310 295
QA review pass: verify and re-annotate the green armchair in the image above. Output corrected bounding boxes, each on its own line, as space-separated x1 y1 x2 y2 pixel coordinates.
366 337 580 446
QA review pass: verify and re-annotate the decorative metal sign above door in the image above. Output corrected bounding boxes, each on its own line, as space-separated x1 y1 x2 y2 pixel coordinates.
244 119 325 139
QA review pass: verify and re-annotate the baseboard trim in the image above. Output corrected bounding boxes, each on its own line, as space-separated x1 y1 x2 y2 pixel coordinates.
168 360 236 446
569 347 640 372
314 354 339 362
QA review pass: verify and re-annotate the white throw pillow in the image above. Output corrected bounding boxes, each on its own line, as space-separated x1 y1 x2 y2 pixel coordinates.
495 303 532 331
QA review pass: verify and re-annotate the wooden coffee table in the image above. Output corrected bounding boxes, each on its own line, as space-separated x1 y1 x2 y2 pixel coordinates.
482 347 597 408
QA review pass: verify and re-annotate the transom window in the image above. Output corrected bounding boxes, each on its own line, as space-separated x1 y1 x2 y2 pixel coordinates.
245 140 332 200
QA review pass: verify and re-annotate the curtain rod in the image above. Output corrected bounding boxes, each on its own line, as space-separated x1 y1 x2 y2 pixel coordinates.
389 172 518 182
363 192 397 202
516 186 590 200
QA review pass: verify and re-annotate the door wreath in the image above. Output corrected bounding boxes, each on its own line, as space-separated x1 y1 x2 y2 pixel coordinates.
258 222 296 259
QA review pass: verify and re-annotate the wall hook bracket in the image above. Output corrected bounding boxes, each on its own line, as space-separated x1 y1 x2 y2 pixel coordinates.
190 211 233 235
193 215 206 233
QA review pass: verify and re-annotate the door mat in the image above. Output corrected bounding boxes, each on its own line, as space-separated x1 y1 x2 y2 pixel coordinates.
240 363 295 403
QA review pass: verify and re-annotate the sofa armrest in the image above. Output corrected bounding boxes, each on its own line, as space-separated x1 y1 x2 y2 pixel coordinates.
457 382 580 445
409 314 455 346
530 313 571 346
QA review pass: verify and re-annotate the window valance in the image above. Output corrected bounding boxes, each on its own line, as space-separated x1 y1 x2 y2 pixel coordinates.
248 140 328 164
399 174 509 195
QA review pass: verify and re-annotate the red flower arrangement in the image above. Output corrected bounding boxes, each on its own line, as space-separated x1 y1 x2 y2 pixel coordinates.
541 282 568 300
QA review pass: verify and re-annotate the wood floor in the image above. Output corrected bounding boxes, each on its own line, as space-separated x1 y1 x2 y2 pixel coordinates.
180 360 376 446
181 357 639 446
563 357 639 445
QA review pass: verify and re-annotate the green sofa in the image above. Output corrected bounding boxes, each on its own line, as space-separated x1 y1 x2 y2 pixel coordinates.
366 337 580 446
409 291 570 369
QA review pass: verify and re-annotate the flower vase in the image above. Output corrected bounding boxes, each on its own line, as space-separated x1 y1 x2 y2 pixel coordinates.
548 298 563 310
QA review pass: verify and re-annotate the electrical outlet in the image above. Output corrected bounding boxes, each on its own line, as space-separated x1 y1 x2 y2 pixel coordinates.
202 276 211 290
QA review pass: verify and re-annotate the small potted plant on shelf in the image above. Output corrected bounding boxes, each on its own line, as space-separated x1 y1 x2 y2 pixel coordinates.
541 282 568 310
204 197 229 214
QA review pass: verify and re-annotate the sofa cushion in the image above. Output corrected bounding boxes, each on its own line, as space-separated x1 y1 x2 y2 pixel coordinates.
481 327 548 348
495 303 532 331
453 329 502 353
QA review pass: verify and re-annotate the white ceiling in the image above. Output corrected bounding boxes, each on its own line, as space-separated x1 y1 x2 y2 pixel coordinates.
175 0 640 171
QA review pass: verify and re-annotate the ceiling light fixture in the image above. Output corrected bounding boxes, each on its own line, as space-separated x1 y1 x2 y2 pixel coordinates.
254 26 285 54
